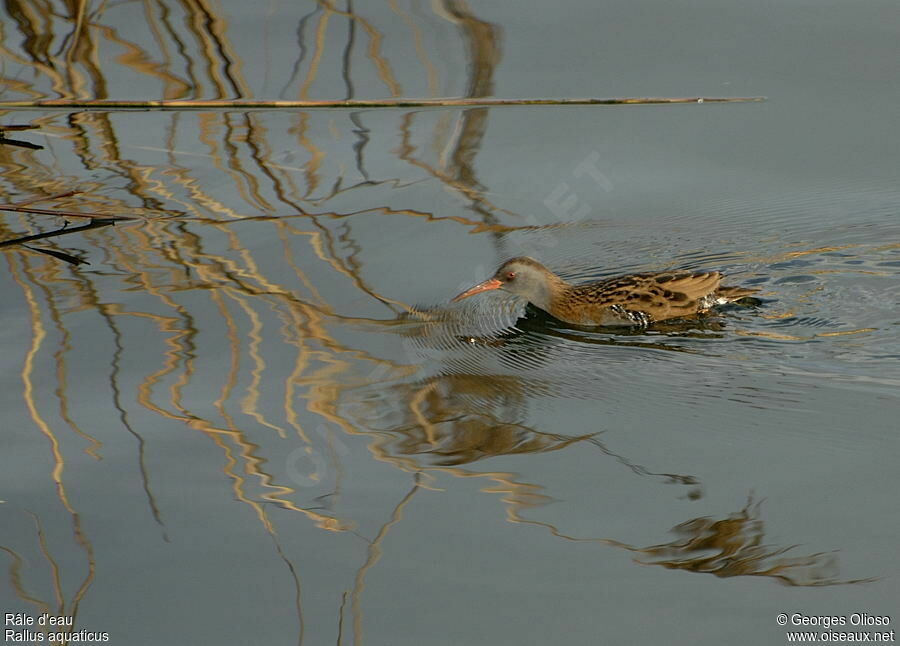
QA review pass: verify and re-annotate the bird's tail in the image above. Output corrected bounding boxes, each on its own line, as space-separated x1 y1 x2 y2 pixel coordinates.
714 285 759 303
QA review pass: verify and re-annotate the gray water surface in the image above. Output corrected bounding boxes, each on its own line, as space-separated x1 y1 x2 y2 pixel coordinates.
0 2 898 645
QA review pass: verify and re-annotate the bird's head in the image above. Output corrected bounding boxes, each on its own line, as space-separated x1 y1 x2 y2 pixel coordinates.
452 257 562 310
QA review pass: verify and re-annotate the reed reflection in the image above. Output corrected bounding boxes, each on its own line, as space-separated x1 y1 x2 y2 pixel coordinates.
0 5 880 643
0 0 482 102
0 0 510 632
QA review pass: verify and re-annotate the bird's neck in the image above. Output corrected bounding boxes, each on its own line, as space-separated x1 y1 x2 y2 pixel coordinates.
531 273 570 312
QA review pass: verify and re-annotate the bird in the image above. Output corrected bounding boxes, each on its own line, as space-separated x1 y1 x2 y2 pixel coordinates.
452 256 758 327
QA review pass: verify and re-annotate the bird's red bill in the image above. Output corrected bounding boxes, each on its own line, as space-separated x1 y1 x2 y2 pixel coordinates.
452 278 502 302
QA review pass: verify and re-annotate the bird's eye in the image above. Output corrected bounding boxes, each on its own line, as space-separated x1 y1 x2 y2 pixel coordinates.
505 271 516 280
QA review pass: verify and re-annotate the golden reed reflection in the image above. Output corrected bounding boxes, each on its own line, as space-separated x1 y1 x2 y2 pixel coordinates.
0 0 454 103
0 2 474 636
0 4 871 644
0 508 94 645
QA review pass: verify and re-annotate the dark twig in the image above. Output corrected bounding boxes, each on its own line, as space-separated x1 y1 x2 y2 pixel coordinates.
0 96 766 111
0 192 127 266
22 245 88 265
0 124 43 149
0 204 135 220
7 191 81 208
0 218 119 248
1 219 120 266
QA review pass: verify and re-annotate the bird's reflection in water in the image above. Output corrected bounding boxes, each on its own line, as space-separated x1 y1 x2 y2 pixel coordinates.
334 307 866 587
352 370 697 487
610 497 874 586
499 303 731 350
345 304 706 493
392 300 739 399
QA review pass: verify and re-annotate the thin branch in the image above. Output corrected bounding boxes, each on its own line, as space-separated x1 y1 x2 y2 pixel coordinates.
0 96 765 111
0 124 43 149
22 245 88 266
0 137 43 150
0 219 118 248
0 204 135 220
6 191 82 208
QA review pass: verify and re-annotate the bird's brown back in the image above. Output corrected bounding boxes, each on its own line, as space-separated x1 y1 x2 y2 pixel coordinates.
549 271 748 324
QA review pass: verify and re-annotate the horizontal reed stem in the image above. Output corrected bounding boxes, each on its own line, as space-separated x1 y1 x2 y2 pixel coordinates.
0 96 765 110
